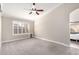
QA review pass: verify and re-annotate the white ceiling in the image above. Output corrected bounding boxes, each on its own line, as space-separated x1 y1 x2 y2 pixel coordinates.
2 3 61 20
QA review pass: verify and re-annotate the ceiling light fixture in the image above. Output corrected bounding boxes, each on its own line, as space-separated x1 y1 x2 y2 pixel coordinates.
26 3 44 15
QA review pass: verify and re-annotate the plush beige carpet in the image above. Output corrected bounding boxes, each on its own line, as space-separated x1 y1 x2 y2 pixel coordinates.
1 38 79 55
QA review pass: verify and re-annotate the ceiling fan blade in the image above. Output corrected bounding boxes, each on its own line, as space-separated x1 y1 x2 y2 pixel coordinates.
36 9 44 11
29 12 32 14
27 3 44 15
36 12 39 15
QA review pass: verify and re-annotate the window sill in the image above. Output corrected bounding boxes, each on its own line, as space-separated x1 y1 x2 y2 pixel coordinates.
12 33 31 36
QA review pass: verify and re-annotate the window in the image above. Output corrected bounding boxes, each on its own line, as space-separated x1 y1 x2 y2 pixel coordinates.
12 21 29 35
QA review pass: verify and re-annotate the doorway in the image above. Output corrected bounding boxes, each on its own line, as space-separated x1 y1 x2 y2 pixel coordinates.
69 8 79 49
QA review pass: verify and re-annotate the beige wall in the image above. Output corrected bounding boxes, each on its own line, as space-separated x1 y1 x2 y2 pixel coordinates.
2 16 34 42
0 13 1 48
35 3 79 46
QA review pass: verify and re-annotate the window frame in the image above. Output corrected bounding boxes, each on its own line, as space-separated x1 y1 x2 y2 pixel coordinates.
12 21 30 36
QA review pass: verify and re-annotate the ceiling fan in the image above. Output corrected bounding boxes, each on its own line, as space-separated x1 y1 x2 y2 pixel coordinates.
28 3 44 15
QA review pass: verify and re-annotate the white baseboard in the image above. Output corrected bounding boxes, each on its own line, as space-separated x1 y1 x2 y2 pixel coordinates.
35 36 69 47
2 38 30 43
35 36 79 49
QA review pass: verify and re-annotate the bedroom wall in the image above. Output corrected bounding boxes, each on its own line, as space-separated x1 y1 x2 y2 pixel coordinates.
2 16 34 43
35 3 79 46
0 13 1 48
